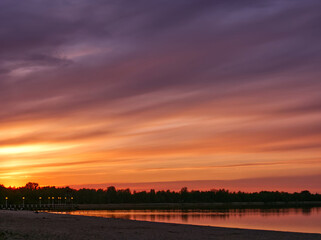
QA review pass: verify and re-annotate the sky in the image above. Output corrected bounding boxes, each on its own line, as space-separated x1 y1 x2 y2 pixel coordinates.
0 0 321 192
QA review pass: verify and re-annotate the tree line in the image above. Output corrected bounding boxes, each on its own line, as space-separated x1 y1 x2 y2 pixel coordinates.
0 182 320 205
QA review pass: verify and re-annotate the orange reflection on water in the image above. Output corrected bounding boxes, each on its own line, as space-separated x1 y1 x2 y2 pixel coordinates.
55 207 321 234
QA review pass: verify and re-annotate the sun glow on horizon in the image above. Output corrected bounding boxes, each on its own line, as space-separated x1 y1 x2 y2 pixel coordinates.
0 144 79 155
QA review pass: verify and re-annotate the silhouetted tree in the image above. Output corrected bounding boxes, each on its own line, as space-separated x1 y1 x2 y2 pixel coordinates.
25 182 39 190
0 182 320 205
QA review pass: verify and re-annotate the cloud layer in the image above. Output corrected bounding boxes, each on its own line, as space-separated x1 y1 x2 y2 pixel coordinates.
0 0 320 190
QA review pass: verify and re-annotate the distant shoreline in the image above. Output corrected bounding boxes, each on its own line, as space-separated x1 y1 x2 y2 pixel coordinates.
3 201 321 212
0 210 320 240
75 201 321 210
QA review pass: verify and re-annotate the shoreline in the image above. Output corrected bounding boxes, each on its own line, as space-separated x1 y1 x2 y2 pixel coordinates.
1 210 320 240
4 201 321 212
75 201 321 210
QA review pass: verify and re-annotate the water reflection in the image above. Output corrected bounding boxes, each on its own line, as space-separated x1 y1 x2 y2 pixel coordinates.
55 207 321 234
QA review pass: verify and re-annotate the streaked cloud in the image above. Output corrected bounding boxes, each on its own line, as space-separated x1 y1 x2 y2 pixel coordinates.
0 0 320 190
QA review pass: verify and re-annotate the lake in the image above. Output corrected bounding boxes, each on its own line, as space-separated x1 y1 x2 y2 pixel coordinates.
54 207 321 234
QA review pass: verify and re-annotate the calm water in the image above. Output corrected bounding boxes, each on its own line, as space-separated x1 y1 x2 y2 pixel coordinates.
55 207 321 234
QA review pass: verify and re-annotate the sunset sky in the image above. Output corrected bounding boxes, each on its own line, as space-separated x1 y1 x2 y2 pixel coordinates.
0 1 320 191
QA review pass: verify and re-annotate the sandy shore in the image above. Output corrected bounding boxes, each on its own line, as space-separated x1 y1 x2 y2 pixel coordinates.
0 210 320 240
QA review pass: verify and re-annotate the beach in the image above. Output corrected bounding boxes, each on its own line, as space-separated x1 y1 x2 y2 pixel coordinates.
0 210 320 240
